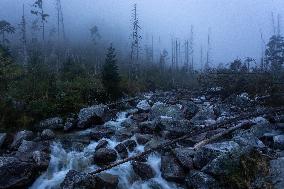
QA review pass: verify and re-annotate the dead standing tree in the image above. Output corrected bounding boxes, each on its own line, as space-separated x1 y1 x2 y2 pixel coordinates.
31 0 49 42
19 4 28 65
130 4 142 81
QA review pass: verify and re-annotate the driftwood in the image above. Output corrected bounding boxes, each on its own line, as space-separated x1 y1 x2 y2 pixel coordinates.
193 120 253 149
89 107 284 175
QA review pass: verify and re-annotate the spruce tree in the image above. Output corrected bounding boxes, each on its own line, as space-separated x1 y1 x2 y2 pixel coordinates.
102 44 121 100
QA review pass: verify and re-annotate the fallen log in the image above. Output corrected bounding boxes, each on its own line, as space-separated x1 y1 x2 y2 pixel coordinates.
89 107 284 175
193 120 253 149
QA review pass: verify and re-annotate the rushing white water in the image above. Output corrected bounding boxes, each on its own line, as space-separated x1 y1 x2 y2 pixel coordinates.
30 111 180 189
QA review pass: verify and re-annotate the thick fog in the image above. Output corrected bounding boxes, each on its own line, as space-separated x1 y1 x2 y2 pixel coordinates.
1 0 284 66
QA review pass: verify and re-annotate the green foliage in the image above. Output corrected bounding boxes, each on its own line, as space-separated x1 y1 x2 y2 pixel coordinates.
265 35 284 72
102 44 122 100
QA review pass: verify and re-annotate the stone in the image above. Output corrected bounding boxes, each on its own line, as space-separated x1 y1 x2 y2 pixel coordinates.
233 133 265 150
179 100 199 119
273 135 284 150
32 150 50 169
96 173 119 189
0 133 7 149
95 139 109 151
123 139 137 152
131 161 155 180
156 118 193 139
135 134 152 145
161 155 185 183
193 141 240 169
186 171 220 189
78 105 109 128
61 170 97 189
270 157 284 189
132 113 149 122
138 121 157 134
0 157 37 189
90 128 114 141
114 143 128 159
38 117 64 130
190 106 216 125
41 129 55 140
173 147 195 170
11 130 34 149
136 100 151 111
149 102 184 120
94 148 117 165
64 118 76 131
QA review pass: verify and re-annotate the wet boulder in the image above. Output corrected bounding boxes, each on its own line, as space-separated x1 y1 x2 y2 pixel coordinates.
136 100 151 111
173 147 195 170
123 139 137 152
16 140 49 162
190 106 216 125
179 100 199 119
64 118 76 131
0 157 37 189
138 121 157 134
61 170 97 189
149 102 184 120
95 139 108 151
232 132 265 150
186 170 220 189
96 173 119 189
0 133 7 149
94 148 117 165
161 155 186 183
273 135 284 150
41 129 55 140
132 112 149 122
156 118 192 139
77 105 109 128
37 117 64 131
114 143 128 159
270 157 284 189
32 150 50 170
90 128 115 141
11 130 34 149
132 161 155 180
135 134 152 145
193 141 240 169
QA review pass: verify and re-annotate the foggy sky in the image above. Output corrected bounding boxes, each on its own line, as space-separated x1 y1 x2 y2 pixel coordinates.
1 0 284 67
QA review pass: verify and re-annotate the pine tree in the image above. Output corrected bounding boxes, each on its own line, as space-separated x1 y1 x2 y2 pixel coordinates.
0 20 15 45
102 44 121 100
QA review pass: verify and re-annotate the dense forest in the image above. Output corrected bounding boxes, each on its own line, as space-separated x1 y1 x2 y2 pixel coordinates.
0 1 284 189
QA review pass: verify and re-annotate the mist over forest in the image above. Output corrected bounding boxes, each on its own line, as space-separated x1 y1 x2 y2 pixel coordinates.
0 1 284 189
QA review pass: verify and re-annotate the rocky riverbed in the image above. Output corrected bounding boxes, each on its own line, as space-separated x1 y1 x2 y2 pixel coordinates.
0 90 284 189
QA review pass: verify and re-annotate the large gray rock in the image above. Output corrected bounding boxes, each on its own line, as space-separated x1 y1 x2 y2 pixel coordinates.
0 133 7 149
94 148 117 165
135 134 152 145
90 128 115 141
193 141 240 169
179 100 199 119
78 105 109 128
270 157 284 189
173 147 195 170
38 117 64 130
32 150 50 169
161 155 186 183
156 118 193 139
273 135 284 150
138 121 157 134
114 143 128 159
11 130 34 149
0 157 37 188
95 139 108 151
233 132 265 150
132 161 155 180
64 118 76 131
190 105 216 125
137 100 151 111
149 102 184 120
95 173 119 189
61 170 97 189
123 139 137 152
41 129 55 140
186 171 220 189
